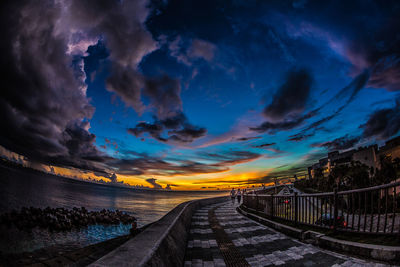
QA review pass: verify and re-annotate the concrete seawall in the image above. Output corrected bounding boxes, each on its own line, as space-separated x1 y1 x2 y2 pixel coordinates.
90 196 228 267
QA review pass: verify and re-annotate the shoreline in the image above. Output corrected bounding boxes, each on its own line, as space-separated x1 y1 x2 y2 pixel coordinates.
0 159 227 193
0 206 136 233
0 206 137 260
0 162 231 264
0 233 133 266
0 161 227 225
0 212 151 266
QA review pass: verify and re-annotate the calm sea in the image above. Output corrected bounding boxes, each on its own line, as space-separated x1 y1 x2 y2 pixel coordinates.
0 162 226 254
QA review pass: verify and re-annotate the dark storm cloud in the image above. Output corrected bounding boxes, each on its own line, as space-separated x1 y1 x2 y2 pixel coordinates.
145 178 163 189
110 150 261 177
66 0 156 68
263 69 313 122
306 71 369 132
286 1 400 91
287 71 369 142
106 65 146 114
0 0 208 180
333 70 370 107
127 122 164 141
169 127 207 143
69 0 206 143
81 2 206 144
63 122 101 159
250 69 315 134
109 173 117 183
251 142 286 154
166 184 179 190
169 37 217 66
108 150 260 177
236 136 262 142
343 9 400 92
199 151 262 166
118 157 224 176
0 1 113 176
251 143 276 148
287 133 314 142
95 172 117 183
360 99 400 140
250 118 303 133
0 0 166 181
312 135 360 151
250 110 316 133
143 75 183 119
66 0 159 115
121 75 206 144
128 113 207 143
83 41 109 78
160 113 187 129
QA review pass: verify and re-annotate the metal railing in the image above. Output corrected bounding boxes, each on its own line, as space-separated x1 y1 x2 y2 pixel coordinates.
251 184 287 194
243 181 400 235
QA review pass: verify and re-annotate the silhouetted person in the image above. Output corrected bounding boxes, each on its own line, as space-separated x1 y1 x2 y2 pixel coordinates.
230 188 236 204
236 188 242 204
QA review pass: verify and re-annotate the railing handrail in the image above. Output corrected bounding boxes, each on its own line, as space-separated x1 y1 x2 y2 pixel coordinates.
245 181 400 198
337 180 400 195
246 184 287 195
242 180 400 236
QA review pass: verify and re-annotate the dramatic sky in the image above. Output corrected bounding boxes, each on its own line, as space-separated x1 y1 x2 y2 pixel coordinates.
1 0 400 190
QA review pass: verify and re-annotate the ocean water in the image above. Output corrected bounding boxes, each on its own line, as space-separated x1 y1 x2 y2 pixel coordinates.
0 162 226 253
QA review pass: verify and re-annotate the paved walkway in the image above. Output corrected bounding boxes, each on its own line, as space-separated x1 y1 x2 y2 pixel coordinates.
184 201 392 267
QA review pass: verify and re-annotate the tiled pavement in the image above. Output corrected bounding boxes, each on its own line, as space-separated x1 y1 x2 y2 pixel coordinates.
184 201 395 267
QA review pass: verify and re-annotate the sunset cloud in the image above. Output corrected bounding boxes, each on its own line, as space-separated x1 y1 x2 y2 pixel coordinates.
2 0 400 189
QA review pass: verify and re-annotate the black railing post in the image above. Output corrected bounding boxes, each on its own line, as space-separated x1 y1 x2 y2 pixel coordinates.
294 192 298 226
270 194 274 219
256 193 259 211
333 188 338 231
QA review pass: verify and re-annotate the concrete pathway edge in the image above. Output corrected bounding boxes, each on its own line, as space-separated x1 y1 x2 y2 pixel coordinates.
237 205 400 264
90 196 229 267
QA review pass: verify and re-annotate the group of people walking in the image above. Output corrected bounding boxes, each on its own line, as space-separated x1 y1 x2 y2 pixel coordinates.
230 188 245 204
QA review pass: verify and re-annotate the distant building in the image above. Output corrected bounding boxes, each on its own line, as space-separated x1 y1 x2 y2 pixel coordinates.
352 145 379 171
308 136 400 179
329 150 353 165
379 136 400 160
319 157 330 177
309 162 321 179
307 166 313 179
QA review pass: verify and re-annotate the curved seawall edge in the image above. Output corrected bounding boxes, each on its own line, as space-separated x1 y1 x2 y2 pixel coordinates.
90 195 229 267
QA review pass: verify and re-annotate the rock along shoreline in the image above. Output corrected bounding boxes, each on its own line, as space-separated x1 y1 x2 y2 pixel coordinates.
0 206 137 232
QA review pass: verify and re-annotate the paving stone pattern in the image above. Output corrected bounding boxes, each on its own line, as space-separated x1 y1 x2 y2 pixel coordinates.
184 201 394 267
